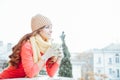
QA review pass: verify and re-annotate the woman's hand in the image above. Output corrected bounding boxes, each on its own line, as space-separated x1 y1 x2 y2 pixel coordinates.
41 48 58 61
41 47 63 62
56 48 63 64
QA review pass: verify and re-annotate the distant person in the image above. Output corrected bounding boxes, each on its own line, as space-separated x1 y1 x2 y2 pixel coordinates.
0 14 63 79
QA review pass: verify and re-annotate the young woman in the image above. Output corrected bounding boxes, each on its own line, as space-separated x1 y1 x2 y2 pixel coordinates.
0 14 62 79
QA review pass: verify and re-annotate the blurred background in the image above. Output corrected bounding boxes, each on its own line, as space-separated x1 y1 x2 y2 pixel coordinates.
0 0 120 80
0 0 120 52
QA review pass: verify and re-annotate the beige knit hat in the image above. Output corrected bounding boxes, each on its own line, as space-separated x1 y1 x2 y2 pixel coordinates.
31 14 52 31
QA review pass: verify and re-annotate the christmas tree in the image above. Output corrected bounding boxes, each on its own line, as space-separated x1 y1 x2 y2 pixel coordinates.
58 31 73 77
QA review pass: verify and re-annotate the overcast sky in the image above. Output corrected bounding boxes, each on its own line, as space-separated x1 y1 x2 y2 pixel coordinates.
0 0 120 52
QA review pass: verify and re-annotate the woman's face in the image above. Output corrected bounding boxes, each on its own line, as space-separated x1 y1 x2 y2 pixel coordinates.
39 25 52 41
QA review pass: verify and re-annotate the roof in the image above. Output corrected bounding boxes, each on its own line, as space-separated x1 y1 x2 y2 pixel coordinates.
102 43 120 50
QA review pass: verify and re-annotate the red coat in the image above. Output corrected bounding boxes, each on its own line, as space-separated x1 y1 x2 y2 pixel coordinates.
0 41 59 79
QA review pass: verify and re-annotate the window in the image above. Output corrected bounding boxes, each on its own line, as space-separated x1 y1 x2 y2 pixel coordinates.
109 58 112 64
98 70 101 73
115 54 119 63
109 68 112 74
98 57 101 64
117 69 119 78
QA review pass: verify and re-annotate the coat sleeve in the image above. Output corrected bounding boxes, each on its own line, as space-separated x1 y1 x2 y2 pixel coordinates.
46 57 59 77
21 41 44 78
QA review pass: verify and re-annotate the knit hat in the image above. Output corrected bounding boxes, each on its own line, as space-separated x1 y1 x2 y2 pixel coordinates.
31 14 52 31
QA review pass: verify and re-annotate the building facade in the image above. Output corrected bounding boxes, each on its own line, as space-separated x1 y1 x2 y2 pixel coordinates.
93 43 120 80
0 41 12 72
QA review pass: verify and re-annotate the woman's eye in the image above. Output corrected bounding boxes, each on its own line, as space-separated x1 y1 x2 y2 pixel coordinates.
44 25 52 29
44 25 49 29
45 26 49 29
